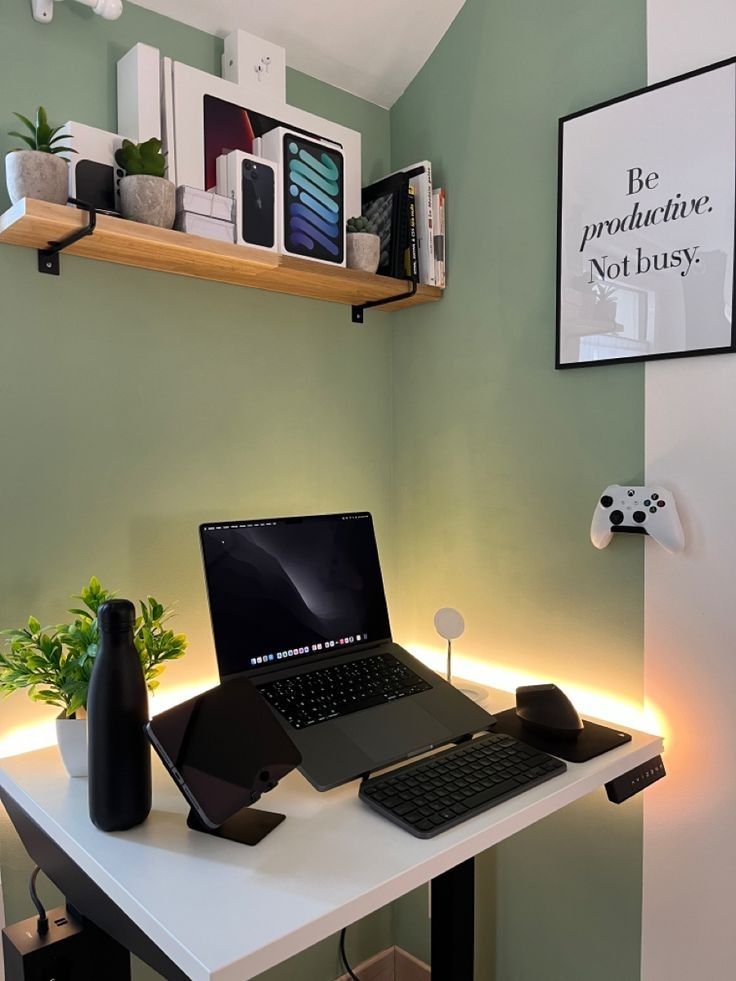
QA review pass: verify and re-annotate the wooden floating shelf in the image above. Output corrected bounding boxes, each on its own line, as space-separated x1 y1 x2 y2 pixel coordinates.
0 199 442 316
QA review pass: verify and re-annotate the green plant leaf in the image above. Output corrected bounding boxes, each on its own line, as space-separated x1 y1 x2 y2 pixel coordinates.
11 112 36 136
8 134 37 151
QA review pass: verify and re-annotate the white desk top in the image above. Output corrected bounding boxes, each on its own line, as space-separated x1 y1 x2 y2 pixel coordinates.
0 688 663 981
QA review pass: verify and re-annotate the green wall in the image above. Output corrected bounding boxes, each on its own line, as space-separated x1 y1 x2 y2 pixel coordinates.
0 0 649 979
389 0 647 977
0 2 393 980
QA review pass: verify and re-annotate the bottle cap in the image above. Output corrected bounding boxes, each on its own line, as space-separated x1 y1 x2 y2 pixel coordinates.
97 599 136 632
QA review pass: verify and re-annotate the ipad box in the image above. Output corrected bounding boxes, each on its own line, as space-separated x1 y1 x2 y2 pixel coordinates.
216 150 278 252
261 127 345 266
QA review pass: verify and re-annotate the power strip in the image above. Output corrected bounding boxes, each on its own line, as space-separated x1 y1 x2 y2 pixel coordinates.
2 905 129 980
605 755 666 804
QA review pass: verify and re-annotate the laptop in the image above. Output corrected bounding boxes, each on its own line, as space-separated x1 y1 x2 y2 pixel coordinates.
199 512 495 790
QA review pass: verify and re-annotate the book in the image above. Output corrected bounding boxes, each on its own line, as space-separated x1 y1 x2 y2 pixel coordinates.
406 185 419 281
362 171 412 279
433 187 446 288
385 161 435 285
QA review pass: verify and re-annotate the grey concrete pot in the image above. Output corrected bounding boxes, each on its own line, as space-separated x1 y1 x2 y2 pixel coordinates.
5 150 68 205
346 232 381 274
119 174 176 229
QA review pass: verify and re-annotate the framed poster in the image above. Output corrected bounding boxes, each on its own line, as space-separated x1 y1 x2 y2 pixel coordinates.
556 57 736 368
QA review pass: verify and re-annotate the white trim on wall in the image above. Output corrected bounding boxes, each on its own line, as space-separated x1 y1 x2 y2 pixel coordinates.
644 4 736 980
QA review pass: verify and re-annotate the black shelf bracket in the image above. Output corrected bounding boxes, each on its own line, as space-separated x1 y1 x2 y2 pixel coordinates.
38 197 96 276
351 279 417 324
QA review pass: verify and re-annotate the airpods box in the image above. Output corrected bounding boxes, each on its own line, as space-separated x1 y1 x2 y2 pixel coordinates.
58 122 123 214
216 150 278 252
260 127 345 265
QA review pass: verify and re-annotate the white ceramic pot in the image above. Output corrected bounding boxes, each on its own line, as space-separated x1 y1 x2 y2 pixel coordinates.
119 174 176 229
5 150 68 205
56 714 87 778
346 232 381 274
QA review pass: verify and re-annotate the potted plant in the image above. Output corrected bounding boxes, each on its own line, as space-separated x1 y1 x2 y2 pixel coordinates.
0 577 187 777
115 137 175 228
346 215 381 273
5 106 73 205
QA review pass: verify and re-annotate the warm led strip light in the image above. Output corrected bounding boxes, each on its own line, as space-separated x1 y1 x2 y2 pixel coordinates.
0 651 665 762
0 676 217 760
407 643 667 738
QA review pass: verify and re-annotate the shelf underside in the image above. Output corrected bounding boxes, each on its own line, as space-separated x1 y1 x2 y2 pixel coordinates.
0 199 442 314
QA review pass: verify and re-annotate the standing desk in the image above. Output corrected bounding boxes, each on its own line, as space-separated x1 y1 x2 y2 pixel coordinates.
0 686 663 980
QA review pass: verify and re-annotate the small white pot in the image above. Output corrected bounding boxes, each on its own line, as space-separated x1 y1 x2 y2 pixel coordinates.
346 232 381 274
119 174 176 229
56 714 87 778
5 150 68 206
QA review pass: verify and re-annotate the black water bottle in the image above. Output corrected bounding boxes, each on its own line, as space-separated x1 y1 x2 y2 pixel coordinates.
88 599 152 831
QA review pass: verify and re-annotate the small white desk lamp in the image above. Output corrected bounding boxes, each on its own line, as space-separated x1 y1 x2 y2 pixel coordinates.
433 607 487 703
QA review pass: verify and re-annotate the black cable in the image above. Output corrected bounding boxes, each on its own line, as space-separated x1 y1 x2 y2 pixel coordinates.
29 866 48 935
339 926 360 981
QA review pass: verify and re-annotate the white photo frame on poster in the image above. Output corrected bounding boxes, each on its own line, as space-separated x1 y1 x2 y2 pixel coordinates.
556 57 736 369
165 61 361 221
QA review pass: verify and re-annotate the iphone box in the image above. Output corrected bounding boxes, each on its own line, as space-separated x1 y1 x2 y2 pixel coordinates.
261 127 345 266
216 150 278 252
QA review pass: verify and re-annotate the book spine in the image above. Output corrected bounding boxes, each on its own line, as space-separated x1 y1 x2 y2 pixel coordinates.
408 187 419 280
411 163 436 286
433 187 446 288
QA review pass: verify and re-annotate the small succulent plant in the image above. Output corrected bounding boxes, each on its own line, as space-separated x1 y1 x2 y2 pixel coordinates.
347 214 379 235
8 106 74 155
115 137 167 178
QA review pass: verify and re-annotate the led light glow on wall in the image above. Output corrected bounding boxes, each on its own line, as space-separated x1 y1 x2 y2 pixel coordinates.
408 643 667 738
0 676 217 760
0 654 667 762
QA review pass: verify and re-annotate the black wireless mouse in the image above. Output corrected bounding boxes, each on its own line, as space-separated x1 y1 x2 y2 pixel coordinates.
515 683 584 739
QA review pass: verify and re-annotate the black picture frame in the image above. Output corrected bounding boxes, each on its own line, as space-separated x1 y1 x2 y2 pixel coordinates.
556 56 736 369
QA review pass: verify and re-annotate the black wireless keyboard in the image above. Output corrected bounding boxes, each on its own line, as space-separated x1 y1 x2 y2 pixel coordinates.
359 732 567 838
258 653 432 730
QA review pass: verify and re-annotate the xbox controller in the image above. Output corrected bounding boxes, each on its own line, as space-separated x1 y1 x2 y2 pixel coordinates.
591 484 684 553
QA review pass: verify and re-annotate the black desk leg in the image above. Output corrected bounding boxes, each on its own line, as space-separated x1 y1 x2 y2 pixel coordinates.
431 858 475 980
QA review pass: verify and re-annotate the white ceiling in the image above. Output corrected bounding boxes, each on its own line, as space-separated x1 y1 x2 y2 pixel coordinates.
127 0 466 108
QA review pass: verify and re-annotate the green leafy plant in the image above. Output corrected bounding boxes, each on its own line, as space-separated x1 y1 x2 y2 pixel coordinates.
8 106 74 155
347 214 379 235
114 137 166 178
0 577 187 718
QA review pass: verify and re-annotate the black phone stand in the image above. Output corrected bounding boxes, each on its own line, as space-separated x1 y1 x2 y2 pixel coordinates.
186 805 285 846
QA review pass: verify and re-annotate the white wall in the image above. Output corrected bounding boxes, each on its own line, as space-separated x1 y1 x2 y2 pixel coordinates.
644 3 736 979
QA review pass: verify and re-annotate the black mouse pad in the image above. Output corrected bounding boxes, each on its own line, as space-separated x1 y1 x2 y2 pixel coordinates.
491 707 632 762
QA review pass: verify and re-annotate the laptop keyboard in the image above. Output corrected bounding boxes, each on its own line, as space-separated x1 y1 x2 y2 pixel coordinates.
258 653 432 729
360 732 567 837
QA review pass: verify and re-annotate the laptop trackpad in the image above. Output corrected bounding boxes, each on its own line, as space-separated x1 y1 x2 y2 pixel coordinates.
336 700 452 765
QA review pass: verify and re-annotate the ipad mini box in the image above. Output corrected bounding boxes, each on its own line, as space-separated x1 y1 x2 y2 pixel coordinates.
58 122 123 214
261 127 345 266
216 150 278 252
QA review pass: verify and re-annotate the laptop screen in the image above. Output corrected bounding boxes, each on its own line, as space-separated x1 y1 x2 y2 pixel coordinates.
200 512 392 678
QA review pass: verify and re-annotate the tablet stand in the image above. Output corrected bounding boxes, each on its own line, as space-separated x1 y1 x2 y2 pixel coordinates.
186 805 285 846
